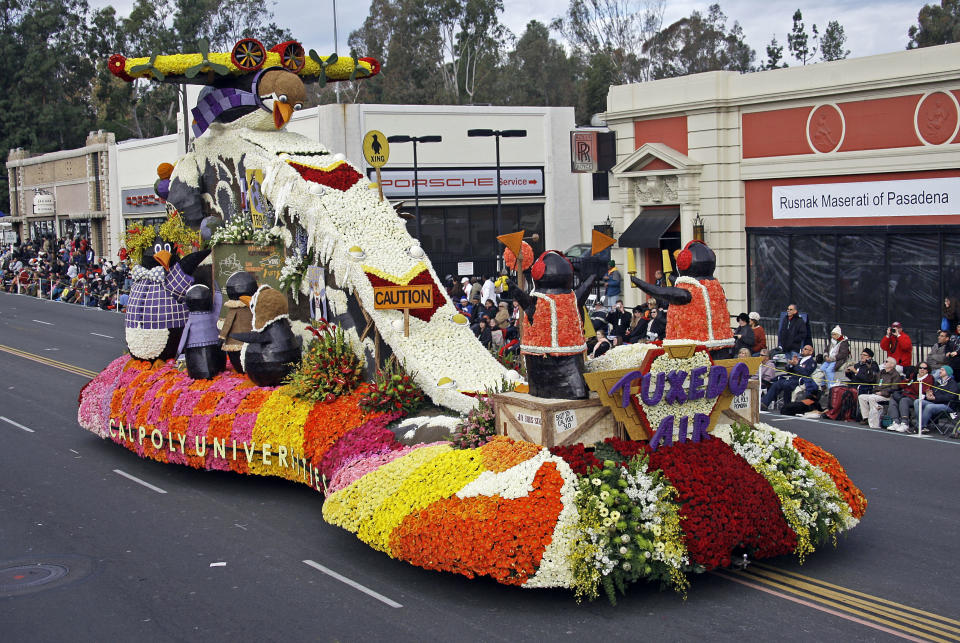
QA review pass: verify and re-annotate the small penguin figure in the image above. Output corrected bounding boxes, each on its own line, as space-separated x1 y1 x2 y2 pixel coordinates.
630 240 734 352
177 284 226 380
230 285 303 387
511 251 596 399
124 236 210 362
219 271 258 373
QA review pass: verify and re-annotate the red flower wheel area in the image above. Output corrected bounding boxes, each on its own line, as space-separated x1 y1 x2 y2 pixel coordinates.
648 439 797 570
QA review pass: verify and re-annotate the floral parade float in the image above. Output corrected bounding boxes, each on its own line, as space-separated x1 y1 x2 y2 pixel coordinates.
78 38 867 605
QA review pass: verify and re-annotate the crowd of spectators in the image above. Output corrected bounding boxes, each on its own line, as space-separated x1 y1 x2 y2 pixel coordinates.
1 236 130 312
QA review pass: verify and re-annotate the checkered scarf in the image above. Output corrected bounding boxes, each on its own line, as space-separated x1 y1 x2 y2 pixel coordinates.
132 265 166 283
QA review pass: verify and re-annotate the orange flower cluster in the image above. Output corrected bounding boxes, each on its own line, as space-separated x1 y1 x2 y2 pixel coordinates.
793 436 867 519
480 436 544 473
303 387 373 464
388 462 564 585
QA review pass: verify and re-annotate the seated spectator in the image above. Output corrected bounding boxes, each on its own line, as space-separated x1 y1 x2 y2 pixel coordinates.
589 329 612 359
880 321 912 366
748 312 766 356
606 300 631 344
927 330 951 371
646 308 667 341
762 344 816 410
737 347 752 359
819 326 851 389
914 365 959 433
499 326 519 357
886 364 931 433
857 357 902 429
757 348 776 384
474 318 493 348
117 290 129 312
622 306 647 344
844 348 880 395
949 322 960 374
732 313 754 355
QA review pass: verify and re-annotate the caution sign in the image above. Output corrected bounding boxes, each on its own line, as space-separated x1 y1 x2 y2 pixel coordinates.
363 130 390 168
373 284 433 310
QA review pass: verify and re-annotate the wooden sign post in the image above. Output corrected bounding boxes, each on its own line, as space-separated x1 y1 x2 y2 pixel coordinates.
372 284 433 337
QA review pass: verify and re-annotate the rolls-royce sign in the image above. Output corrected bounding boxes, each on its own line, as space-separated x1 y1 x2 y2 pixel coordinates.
368 167 544 198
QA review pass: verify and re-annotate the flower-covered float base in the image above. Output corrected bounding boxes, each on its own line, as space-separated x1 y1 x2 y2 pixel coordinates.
78 356 867 602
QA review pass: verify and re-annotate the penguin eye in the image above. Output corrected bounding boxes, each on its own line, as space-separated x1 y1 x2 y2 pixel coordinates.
293 103 302 111
153 243 162 254
163 243 172 253
278 94 288 104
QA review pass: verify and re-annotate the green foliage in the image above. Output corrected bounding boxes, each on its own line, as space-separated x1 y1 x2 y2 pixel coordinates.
819 20 849 61
762 35 788 69
449 394 497 449
284 322 364 402
359 357 427 415
908 1 960 49
643 4 755 79
787 9 818 65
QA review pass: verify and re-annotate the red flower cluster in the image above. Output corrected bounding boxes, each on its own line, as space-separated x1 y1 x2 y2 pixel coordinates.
603 436 650 460
289 162 362 191
648 439 797 570
364 269 445 322
548 443 601 475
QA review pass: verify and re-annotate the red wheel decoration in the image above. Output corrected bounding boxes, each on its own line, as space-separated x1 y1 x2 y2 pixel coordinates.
231 38 266 72
108 54 133 82
271 41 306 73
358 57 381 77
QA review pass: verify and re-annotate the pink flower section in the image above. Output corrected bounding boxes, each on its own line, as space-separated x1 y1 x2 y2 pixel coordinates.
231 412 258 444
318 411 403 480
78 356 128 436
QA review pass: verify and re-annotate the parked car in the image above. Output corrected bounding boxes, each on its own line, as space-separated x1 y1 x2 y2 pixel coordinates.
564 242 609 289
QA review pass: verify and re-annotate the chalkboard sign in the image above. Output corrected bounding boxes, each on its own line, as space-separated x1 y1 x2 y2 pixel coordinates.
211 242 285 308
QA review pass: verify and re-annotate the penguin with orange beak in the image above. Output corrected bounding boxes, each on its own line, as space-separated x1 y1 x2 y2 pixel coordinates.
124 236 210 362
255 68 305 130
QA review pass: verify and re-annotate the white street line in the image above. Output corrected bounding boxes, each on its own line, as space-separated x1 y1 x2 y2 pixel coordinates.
69 449 79 454
0 416 35 433
113 469 168 494
32 319 53 325
90 332 114 339
209 562 227 567
302 560 402 608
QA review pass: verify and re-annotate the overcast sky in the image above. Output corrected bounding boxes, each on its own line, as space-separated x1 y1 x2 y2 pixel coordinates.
98 0 924 65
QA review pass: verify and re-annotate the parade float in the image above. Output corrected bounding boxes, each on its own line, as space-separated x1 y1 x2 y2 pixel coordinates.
78 38 866 605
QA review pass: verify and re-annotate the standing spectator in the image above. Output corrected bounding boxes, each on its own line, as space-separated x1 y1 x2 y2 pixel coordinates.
606 300 631 344
468 277 482 303
947 322 960 374
927 330 951 371
748 311 766 355
777 303 806 359
943 296 960 331
914 365 959 433
480 275 497 306
844 348 880 395
819 326 851 389
732 313 755 355
493 301 510 330
652 269 673 308
887 364 932 433
880 321 912 366
494 270 511 302
601 260 622 305
857 357 902 429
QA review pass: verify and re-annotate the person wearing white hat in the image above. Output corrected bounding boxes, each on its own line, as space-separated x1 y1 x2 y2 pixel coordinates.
748 311 766 355
819 325 851 389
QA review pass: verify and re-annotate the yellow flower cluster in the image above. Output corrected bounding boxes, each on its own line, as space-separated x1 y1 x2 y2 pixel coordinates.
122 52 374 81
248 390 313 480
758 467 814 563
322 444 451 533
358 449 485 552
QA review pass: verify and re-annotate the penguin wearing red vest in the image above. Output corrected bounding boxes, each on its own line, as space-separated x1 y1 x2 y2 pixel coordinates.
630 240 734 353
511 251 596 399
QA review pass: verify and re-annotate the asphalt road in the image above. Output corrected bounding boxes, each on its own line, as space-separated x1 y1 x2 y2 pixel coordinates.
2 291 959 642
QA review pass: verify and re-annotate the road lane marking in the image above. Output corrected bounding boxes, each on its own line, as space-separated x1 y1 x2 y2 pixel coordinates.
0 416 35 433
0 344 99 378
113 469 168 494
302 560 402 608
209 562 226 567
90 333 114 339
32 319 53 325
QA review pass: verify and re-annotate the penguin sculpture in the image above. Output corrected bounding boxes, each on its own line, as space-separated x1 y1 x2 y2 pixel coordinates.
219 271 258 373
176 284 226 379
511 251 596 399
630 240 734 352
124 237 210 362
229 285 302 387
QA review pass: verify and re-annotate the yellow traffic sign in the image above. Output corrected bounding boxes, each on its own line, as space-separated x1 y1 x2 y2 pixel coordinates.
362 130 389 168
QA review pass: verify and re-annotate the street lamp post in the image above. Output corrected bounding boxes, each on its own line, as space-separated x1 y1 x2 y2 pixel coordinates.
387 134 442 240
466 129 527 268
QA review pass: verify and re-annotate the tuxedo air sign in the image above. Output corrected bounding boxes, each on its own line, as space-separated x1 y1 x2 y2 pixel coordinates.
772 177 960 219
368 167 545 198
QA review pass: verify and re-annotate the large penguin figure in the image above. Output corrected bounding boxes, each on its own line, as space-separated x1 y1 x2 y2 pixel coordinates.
229 285 302 387
630 240 734 352
176 283 226 379
124 237 210 362
512 251 596 399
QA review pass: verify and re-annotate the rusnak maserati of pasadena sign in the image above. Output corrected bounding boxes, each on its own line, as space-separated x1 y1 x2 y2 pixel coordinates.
367 167 545 198
772 177 960 219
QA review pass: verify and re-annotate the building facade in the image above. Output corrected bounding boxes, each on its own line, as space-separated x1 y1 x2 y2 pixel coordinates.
603 43 960 329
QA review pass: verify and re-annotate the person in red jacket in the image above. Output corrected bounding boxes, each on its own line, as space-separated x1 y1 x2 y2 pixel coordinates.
880 321 913 366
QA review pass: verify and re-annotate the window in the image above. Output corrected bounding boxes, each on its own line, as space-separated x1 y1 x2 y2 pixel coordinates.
592 172 609 200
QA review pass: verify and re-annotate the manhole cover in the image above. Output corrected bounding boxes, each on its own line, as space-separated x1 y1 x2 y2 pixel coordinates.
0 556 94 597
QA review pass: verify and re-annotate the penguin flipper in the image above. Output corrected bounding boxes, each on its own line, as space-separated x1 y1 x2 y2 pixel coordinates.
229 331 269 344
178 249 212 277
630 277 691 305
575 274 597 309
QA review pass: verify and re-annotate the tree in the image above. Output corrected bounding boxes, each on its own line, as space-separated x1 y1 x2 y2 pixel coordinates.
643 4 755 79
762 35 787 69
498 21 579 111
819 20 849 61
787 9 818 65
430 0 509 104
908 0 960 48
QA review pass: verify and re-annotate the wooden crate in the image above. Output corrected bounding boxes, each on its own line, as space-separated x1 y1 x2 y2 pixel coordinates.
720 379 760 426
491 391 623 448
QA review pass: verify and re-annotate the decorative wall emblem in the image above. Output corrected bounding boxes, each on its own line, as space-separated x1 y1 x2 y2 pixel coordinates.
915 90 960 146
634 175 679 204
806 104 844 154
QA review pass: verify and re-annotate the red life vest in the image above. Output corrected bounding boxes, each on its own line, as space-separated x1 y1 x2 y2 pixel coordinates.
666 277 734 348
520 291 587 356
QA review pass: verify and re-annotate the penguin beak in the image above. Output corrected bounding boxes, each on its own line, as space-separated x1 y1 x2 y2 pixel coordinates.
273 102 293 129
154 250 172 271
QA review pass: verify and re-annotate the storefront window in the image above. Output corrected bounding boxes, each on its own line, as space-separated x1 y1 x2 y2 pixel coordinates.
469 206 495 259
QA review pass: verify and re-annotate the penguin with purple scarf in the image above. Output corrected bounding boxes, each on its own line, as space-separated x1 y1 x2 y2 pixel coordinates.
176 283 227 379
